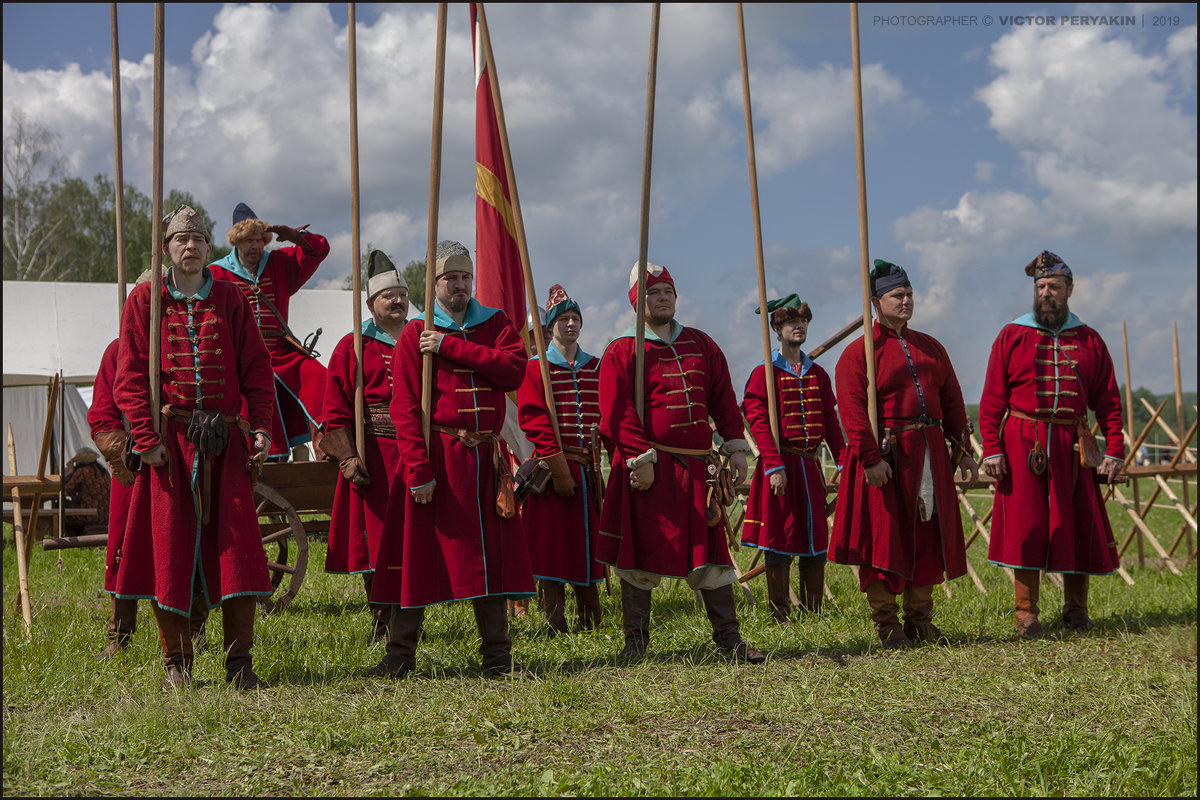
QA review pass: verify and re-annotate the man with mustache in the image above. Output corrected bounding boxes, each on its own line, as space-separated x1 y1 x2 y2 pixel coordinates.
979 251 1125 636
598 261 765 664
368 240 535 678
320 251 410 642
209 202 330 462
829 260 977 649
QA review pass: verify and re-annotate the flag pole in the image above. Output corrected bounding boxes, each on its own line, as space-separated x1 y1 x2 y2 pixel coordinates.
348 3 366 458
634 3 661 425
110 3 128 321
475 2 562 450
421 3 448 447
149 3 164 437
850 3 879 444
737 3 781 453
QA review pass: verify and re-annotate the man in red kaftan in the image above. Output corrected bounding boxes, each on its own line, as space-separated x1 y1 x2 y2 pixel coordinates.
742 294 845 622
980 251 1124 635
208 202 329 460
829 260 978 649
113 205 276 689
517 285 605 635
319 251 410 642
368 241 535 678
598 262 765 663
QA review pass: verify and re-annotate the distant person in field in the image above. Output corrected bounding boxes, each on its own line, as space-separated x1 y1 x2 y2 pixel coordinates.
208 202 330 462
516 284 606 635
979 251 1125 636
320 250 409 642
829 260 978 649
368 240 535 678
112 205 276 690
597 261 765 664
741 294 845 622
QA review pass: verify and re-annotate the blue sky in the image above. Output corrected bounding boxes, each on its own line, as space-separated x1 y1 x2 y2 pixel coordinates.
3 3 1196 401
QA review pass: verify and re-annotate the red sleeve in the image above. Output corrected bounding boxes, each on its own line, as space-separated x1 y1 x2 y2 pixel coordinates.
1085 329 1125 460
933 335 969 443
88 339 124 436
322 334 356 432
814 364 845 464
697 331 746 444
113 284 160 454
435 312 526 391
742 363 781 472
599 337 648 464
978 328 1013 461
226 284 277 436
834 336 882 469
517 358 559 459
391 320 432 487
276 233 331 295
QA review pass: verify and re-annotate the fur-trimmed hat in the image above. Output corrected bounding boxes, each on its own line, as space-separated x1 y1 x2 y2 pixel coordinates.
627 260 675 307
226 202 273 247
1024 250 1072 282
163 204 210 243
870 259 911 298
366 250 407 300
544 284 582 329
756 293 811 327
433 240 473 278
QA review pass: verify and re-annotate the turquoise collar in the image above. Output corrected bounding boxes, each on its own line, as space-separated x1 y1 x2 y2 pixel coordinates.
617 319 683 345
1011 311 1084 334
212 249 269 283
534 342 595 370
165 266 214 301
362 319 397 347
414 297 499 330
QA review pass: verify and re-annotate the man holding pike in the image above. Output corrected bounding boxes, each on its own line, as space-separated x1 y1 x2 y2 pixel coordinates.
829 260 977 649
979 251 1125 636
598 261 765 663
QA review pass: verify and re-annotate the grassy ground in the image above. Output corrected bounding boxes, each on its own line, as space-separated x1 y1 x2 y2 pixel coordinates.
2 489 1196 797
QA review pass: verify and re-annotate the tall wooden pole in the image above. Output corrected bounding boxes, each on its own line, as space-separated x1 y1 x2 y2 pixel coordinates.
421 3 448 446
476 3 561 449
1122 320 1144 566
348 3 366 459
1173 321 1191 557
634 4 661 425
849 3 879 443
737 3 781 452
149 4 164 436
110 3 128 320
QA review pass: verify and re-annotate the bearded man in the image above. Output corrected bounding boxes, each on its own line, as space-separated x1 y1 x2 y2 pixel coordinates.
980 251 1125 635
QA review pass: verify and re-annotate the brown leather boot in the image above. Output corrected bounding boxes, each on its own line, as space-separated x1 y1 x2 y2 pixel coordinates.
765 563 793 624
866 581 912 649
700 584 766 663
902 584 948 644
189 594 211 653
474 596 523 676
97 597 138 661
151 602 194 689
618 579 652 659
574 582 603 631
222 596 264 689
539 580 570 636
1013 569 1044 637
798 564 825 614
1061 573 1095 631
362 572 389 642
367 606 423 677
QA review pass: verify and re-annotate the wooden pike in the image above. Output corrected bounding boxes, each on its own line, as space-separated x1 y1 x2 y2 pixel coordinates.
8 425 33 638
421 4 448 446
348 3 366 459
1122 320 1144 566
475 3 562 450
736 3 781 453
849 4 879 445
149 4 164 439
633 4 660 424
1173 321 1191 557
110 3 128 319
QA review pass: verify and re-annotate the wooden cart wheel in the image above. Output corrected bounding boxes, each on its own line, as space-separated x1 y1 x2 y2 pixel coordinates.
254 480 308 614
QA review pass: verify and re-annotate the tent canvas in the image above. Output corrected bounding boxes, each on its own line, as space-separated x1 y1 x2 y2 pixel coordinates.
1 382 99 478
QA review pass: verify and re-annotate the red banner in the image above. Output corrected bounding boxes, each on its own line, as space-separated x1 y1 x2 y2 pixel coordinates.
471 3 528 349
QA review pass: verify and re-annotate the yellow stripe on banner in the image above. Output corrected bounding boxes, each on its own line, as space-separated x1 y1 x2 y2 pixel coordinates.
475 162 517 240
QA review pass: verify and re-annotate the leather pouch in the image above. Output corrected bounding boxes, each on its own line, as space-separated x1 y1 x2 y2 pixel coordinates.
1028 440 1047 476
1075 418 1104 469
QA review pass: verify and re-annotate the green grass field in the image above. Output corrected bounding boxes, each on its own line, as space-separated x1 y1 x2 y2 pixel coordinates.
3 487 1196 797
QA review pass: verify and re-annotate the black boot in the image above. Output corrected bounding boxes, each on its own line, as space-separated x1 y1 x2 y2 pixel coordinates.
474 596 524 676
367 606 423 677
222 596 264 690
700 584 766 663
574 583 603 632
618 579 652 660
540 580 569 637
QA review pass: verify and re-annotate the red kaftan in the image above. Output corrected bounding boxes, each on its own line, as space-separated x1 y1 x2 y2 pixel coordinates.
979 315 1123 574
597 325 746 577
516 346 605 585
322 325 403 575
89 339 135 595
208 232 330 455
370 301 535 608
741 352 845 557
828 322 970 593
110 272 276 616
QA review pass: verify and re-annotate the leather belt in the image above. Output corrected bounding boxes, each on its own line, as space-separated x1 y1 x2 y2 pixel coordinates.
563 445 594 466
649 441 710 458
885 415 941 433
1008 409 1077 426
161 405 250 526
431 424 499 449
781 445 821 460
